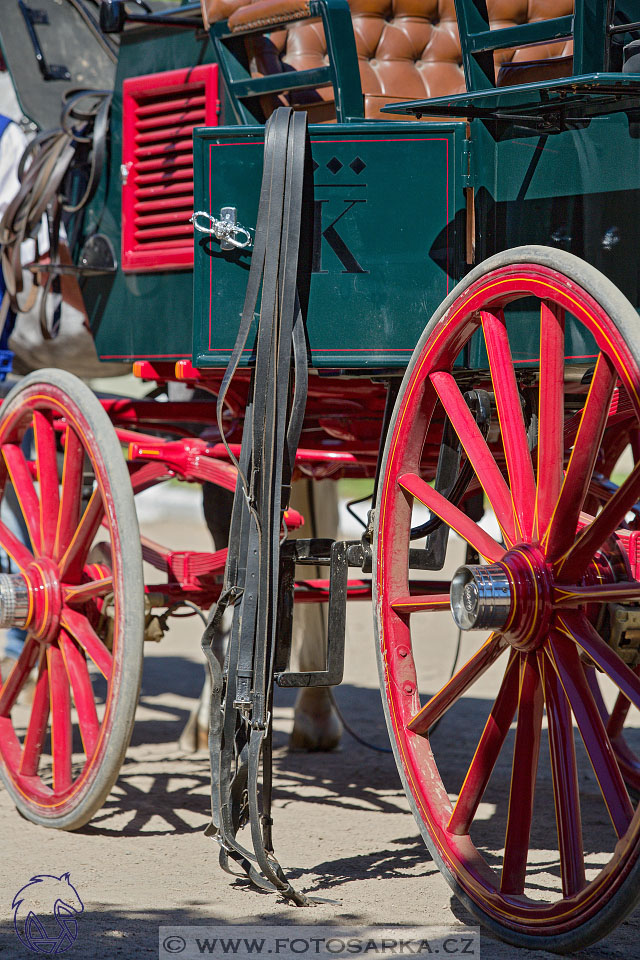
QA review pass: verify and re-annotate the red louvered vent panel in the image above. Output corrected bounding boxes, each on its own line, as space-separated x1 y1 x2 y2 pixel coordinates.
122 64 219 272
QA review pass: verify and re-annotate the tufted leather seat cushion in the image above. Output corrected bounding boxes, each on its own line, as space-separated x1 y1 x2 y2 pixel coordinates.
202 0 574 119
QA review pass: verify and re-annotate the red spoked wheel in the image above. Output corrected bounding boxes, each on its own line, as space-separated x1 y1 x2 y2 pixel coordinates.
374 247 640 951
0 370 144 829
586 449 640 800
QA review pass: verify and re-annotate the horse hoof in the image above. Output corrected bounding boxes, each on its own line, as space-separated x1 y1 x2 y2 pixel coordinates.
290 690 343 751
178 710 209 753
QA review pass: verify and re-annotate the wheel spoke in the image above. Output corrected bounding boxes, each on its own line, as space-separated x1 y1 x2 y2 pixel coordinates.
59 630 100 758
547 631 633 838
47 645 72 794
535 302 565 537
398 473 505 563
558 611 640 712
408 635 508 736
19 653 50 777
555 458 640 581
61 607 113 680
59 488 105 582
33 411 60 557
390 594 450 614
481 310 536 540
0 517 34 571
552 582 640 606
544 353 616 559
63 576 114 606
540 650 586 897
429 371 516 545
54 427 84 563
3 444 41 554
0 637 38 715
500 653 543 895
448 650 519 835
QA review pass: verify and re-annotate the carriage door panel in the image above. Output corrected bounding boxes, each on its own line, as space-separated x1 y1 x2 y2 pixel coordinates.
193 123 467 370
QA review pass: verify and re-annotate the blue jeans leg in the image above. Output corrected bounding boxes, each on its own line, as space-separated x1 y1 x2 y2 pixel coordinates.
4 626 26 659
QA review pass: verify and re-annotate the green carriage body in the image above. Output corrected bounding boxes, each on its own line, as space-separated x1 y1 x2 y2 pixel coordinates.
73 1 640 373
80 24 215 364
4 1 639 369
190 108 640 371
191 121 465 369
3 5 640 952
81 21 469 367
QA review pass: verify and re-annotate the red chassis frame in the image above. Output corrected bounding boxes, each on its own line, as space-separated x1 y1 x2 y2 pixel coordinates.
7 356 639 621
94 362 404 616
10 360 640 610
91 358 640 618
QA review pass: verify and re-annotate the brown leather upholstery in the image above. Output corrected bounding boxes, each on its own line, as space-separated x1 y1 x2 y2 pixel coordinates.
229 0 312 30
202 0 574 119
496 53 573 87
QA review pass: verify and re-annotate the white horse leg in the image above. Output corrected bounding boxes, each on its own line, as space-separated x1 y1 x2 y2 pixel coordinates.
179 481 234 752
289 479 342 751
180 479 342 752
178 623 226 753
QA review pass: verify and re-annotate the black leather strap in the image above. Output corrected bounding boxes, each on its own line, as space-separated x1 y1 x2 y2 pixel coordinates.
0 88 112 335
205 106 311 904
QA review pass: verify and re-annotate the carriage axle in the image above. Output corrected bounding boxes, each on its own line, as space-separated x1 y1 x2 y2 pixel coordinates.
0 573 30 630
451 539 636 654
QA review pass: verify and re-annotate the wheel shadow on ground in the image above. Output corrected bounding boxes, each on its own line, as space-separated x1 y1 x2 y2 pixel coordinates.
82 661 640 923
79 756 212 837
271 683 403 817
6 905 490 960
80 684 404 837
285 835 439 891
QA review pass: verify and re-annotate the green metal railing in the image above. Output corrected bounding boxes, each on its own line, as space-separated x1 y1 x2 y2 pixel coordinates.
211 0 640 126
210 0 364 125
454 0 610 92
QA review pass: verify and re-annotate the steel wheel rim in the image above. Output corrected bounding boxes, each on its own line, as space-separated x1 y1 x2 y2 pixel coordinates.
376 261 640 934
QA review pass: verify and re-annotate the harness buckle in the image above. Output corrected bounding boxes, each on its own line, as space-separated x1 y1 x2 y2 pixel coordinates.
190 208 253 250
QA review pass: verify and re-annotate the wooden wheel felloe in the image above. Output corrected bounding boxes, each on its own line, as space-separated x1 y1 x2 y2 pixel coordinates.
374 247 640 952
0 370 144 829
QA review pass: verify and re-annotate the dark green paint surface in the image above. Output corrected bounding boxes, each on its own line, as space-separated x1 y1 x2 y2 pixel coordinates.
85 25 215 363
193 123 466 369
466 111 640 367
85 22 640 376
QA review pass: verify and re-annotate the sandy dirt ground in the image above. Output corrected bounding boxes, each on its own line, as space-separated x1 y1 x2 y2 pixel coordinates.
1 500 639 960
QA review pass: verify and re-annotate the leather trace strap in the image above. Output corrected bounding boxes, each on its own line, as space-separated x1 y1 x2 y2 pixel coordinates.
203 106 311 904
0 88 112 338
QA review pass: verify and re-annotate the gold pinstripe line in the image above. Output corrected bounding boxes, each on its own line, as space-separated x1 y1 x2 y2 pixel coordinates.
500 652 528 893
399 474 502 563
